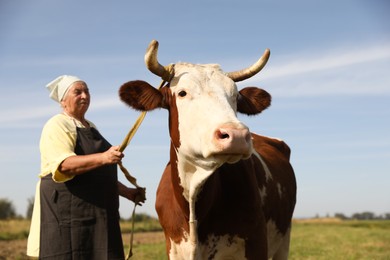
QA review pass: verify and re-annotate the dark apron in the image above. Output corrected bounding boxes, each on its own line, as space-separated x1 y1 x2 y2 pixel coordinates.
40 127 124 260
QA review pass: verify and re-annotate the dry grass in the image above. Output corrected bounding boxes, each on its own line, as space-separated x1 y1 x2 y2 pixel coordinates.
0 219 30 240
293 217 343 224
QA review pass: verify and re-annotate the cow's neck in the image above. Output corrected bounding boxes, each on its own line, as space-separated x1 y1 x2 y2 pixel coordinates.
176 155 215 202
170 144 219 247
178 152 219 246
169 145 189 217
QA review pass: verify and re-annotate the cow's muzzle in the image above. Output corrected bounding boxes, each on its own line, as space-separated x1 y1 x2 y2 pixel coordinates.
213 124 252 155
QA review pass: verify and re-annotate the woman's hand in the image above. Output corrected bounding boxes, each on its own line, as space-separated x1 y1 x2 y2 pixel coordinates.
118 182 146 206
102 145 124 164
59 146 124 176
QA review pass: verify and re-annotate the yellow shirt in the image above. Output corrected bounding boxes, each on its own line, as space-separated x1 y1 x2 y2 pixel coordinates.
27 113 97 257
39 113 96 182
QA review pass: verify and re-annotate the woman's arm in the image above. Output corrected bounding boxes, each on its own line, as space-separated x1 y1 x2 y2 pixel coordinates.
59 145 124 175
118 181 146 205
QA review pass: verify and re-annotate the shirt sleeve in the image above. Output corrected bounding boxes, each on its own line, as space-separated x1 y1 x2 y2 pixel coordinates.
39 115 77 182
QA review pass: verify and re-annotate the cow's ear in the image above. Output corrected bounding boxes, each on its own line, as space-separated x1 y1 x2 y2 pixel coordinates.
237 87 271 115
119 80 164 111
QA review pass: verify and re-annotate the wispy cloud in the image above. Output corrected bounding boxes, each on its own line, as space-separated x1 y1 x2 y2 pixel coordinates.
0 54 138 69
245 44 390 97
0 97 121 125
262 45 390 80
89 97 123 111
0 106 53 124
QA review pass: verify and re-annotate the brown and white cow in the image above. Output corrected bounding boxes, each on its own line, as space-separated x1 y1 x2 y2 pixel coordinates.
119 40 296 260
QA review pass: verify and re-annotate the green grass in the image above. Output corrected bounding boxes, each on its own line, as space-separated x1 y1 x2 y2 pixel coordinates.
289 219 390 260
125 219 390 260
1 219 389 259
124 241 167 260
120 218 163 233
0 219 31 241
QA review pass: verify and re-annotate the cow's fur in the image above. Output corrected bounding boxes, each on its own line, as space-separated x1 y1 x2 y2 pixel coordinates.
120 62 296 260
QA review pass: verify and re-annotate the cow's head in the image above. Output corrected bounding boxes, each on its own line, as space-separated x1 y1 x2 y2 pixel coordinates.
120 40 271 171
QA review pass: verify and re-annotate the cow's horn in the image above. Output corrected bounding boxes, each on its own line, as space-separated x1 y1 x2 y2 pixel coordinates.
145 40 174 82
227 48 270 82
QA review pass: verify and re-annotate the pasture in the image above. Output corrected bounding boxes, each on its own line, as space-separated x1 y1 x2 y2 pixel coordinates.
0 218 389 259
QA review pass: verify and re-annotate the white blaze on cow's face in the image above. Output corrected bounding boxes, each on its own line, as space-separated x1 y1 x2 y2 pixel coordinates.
170 63 253 170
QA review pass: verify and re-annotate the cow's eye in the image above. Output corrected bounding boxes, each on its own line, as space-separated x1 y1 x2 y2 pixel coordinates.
178 90 187 97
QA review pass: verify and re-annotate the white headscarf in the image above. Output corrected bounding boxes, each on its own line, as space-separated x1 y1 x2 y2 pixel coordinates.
46 75 83 102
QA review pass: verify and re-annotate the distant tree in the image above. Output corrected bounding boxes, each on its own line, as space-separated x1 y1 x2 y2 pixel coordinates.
334 213 348 220
384 213 390 220
352 211 376 220
0 198 17 219
130 213 154 222
26 197 35 219
362 211 376 220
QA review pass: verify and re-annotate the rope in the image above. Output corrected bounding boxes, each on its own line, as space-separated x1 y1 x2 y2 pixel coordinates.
119 74 172 259
118 112 146 260
118 111 147 189
119 112 147 153
125 203 138 260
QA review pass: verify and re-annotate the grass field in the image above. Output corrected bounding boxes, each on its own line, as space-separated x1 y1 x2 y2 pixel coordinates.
1 218 389 259
290 218 390 259
126 218 390 260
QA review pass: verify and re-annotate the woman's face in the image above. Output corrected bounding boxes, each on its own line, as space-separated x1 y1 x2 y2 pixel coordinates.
61 81 90 118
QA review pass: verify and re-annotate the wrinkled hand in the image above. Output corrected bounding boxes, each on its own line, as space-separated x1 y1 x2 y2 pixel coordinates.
125 187 146 206
102 145 124 164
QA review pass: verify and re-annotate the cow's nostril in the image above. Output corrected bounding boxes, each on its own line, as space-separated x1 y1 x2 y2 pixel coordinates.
221 133 229 139
216 129 230 140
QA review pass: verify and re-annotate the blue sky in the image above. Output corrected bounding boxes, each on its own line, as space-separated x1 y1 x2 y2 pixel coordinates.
0 0 389 219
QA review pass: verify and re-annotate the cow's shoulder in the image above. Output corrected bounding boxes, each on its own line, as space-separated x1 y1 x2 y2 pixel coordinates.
250 132 295 190
251 133 291 161
250 133 296 234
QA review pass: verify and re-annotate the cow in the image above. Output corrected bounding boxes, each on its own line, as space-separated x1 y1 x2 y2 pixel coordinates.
119 40 296 260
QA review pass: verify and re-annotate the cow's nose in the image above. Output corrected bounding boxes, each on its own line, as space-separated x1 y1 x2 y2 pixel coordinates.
214 125 252 154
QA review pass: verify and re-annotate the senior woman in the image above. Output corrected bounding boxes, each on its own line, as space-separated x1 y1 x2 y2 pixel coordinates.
27 75 145 259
